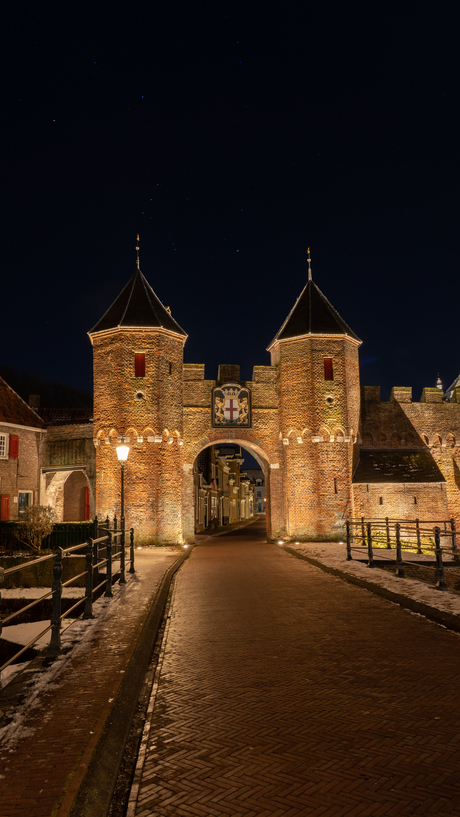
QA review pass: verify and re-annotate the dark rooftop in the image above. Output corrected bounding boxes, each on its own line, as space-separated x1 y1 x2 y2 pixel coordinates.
353 450 445 484
268 279 360 348
89 268 187 337
39 408 93 426
0 377 45 429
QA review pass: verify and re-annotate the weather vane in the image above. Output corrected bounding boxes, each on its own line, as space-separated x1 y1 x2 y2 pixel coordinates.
307 247 312 282
136 234 140 269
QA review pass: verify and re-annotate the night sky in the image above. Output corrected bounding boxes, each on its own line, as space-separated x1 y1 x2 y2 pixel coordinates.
2 1 459 403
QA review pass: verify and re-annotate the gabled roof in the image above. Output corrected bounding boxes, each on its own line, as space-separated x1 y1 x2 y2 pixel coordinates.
0 377 45 429
353 450 445 484
268 279 360 349
89 268 187 337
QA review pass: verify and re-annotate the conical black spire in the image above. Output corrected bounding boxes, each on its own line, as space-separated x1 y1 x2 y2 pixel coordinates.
89 268 187 337
268 278 360 349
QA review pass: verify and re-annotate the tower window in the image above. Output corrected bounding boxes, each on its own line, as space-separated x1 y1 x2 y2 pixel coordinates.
333 477 338 494
379 497 383 505
135 353 145 377
169 362 172 375
324 358 333 381
414 496 417 504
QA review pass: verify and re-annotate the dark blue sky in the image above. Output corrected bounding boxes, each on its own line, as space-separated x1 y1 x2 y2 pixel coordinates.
2 0 459 402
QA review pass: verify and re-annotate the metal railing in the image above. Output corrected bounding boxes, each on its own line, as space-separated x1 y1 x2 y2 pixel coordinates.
345 516 458 590
0 526 135 674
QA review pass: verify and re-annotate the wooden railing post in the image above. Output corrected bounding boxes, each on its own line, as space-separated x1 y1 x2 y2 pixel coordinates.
84 539 94 619
346 519 352 560
395 522 404 577
129 528 135 574
366 522 374 568
451 518 458 562
434 526 447 590
105 532 113 598
48 548 63 656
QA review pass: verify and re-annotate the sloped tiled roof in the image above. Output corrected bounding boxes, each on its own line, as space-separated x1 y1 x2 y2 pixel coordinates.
353 450 445 484
39 408 93 426
268 279 360 349
89 268 187 337
0 377 45 429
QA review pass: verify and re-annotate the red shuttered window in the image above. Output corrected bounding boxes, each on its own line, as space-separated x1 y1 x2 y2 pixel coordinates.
135 353 146 377
324 358 333 381
9 435 19 458
0 495 10 521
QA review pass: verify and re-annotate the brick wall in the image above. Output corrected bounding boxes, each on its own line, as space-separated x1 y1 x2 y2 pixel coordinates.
0 424 44 520
91 326 186 543
271 335 361 538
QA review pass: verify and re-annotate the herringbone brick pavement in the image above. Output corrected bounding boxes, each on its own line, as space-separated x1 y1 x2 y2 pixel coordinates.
129 519 460 816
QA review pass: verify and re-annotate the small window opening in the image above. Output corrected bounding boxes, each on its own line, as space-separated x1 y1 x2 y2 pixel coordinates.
135 353 145 378
414 496 417 504
366 483 369 493
333 477 338 494
324 358 333 381
169 362 172 375
379 496 383 505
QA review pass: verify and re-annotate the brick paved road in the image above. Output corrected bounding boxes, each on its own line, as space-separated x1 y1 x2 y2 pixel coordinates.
129 519 460 817
0 550 179 817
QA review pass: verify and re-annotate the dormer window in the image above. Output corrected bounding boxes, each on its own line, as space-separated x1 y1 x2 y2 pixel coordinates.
324 358 333 381
135 353 145 377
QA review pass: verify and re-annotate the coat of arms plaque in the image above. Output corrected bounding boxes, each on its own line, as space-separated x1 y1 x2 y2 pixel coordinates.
212 383 251 428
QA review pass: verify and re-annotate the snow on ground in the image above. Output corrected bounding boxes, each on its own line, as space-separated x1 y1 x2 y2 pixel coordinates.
0 548 178 751
1 587 83 599
284 540 460 617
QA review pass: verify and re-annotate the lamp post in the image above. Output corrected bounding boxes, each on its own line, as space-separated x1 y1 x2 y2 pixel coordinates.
116 443 129 583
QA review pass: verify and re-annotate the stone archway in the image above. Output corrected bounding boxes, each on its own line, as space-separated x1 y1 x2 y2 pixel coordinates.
181 432 280 543
42 469 94 522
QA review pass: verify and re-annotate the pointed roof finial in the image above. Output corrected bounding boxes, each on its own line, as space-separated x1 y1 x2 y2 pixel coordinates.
136 233 140 269
307 247 312 282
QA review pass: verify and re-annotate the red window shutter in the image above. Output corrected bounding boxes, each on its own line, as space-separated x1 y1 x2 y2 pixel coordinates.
0 495 10 521
324 358 333 381
84 486 90 521
135 353 145 377
9 435 19 458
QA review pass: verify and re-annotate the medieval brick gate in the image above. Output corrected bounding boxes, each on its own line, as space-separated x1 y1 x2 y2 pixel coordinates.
89 256 460 544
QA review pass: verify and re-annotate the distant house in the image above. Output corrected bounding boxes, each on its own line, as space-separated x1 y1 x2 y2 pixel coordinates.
0 376 46 521
38 408 95 522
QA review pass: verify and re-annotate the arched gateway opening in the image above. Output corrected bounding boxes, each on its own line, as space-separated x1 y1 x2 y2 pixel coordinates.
187 442 269 536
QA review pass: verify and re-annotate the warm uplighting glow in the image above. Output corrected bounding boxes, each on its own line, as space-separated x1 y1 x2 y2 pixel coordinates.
116 445 130 461
295 541 300 545
278 540 284 545
183 544 189 548
137 546 142 550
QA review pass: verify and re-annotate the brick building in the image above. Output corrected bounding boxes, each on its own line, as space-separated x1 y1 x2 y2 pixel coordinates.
89 253 460 544
0 377 46 520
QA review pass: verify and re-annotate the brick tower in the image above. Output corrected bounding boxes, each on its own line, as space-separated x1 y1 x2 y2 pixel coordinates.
267 252 361 538
89 251 187 543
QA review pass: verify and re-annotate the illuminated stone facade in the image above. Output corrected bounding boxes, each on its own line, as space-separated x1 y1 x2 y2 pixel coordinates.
89 262 460 543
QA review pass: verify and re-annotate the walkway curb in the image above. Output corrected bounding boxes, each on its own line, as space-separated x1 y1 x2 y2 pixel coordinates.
282 545 460 634
65 546 193 817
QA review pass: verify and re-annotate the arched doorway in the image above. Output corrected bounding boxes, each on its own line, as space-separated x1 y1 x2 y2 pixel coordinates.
42 468 94 522
182 436 274 542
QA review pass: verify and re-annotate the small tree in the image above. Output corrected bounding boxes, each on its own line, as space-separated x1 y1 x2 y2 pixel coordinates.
16 505 56 552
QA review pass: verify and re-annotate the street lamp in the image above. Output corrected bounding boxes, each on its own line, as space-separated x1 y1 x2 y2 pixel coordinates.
116 443 129 583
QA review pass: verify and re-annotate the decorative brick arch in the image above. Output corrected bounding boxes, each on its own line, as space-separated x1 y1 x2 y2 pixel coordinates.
181 429 281 542
43 469 93 522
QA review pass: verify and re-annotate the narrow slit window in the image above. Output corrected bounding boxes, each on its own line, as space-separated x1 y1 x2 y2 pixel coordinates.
324 358 333 381
414 496 417 504
379 496 383 505
169 362 172 375
333 477 338 494
135 353 145 378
